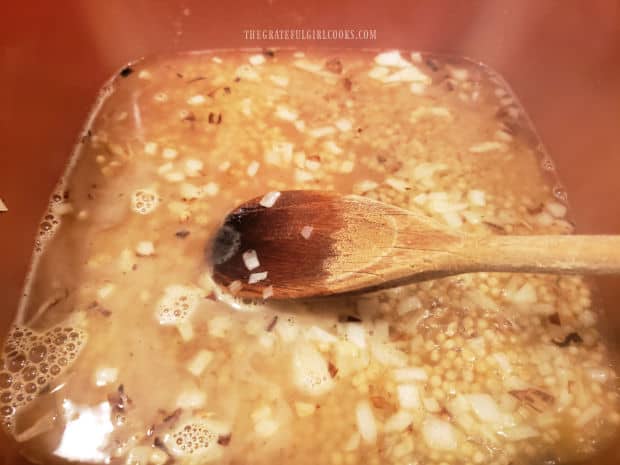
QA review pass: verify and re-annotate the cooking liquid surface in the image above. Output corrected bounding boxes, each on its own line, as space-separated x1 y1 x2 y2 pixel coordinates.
1 49 618 465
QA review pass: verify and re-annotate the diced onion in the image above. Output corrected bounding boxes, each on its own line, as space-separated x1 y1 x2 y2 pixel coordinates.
410 82 427 95
186 350 214 377
249 54 266 66
492 353 512 374
294 402 316 418
344 323 366 349
421 417 458 451
546 201 567 218
508 283 537 304
275 106 298 121
300 225 314 239
383 66 429 83
309 127 336 138
254 418 279 437
242 249 260 271
371 343 408 367
465 394 503 424
187 95 206 105
422 397 441 413
384 410 414 432
375 50 410 68
469 141 507 153
397 384 421 409
291 342 334 396
259 191 281 208
587 367 609 383
467 189 486 207
262 286 274 300
248 272 268 284
355 400 377 444
335 118 353 131
247 161 260 177
393 367 428 382
176 388 206 409
228 280 242 294
396 295 422 315
385 177 409 193
305 326 338 344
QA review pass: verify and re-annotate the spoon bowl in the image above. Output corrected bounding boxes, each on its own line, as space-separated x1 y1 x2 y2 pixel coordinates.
210 190 620 299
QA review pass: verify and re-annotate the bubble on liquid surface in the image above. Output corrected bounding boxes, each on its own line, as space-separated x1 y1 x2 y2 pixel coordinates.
541 157 555 171
131 188 160 215
156 285 203 325
164 416 230 460
0 325 87 433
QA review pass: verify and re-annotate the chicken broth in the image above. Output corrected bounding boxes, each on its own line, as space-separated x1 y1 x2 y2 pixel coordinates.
1 49 618 465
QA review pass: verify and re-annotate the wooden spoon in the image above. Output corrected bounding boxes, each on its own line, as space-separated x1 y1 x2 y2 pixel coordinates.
209 190 620 299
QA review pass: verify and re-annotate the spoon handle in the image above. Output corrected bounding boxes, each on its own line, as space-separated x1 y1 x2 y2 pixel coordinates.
462 235 620 275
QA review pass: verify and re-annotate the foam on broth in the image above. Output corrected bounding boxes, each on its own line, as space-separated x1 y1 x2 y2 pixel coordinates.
1 49 618 465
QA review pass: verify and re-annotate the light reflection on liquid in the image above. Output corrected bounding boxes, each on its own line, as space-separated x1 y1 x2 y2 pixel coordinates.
54 400 113 463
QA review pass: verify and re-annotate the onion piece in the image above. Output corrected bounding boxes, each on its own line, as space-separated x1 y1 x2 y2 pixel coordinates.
465 394 503 424
371 343 408 367
275 105 298 121
228 280 242 294
305 326 338 344
187 95 206 105
355 400 377 444
259 191 281 208
393 367 428 382
242 249 260 271
294 402 316 418
186 350 214 377
508 283 537 304
384 410 414 432
492 353 512 374
262 286 274 300
546 201 567 218
291 342 334 396
421 417 458 451
249 54 266 66
248 272 268 284
469 141 508 153
300 225 314 239
375 50 411 67
344 323 366 349
397 384 421 409
176 388 206 409
135 241 155 257
255 418 279 437
467 189 486 207
396 295 422 315
246 161 260 177
385 177 409 193
587 367 609 383
422 397 441 413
